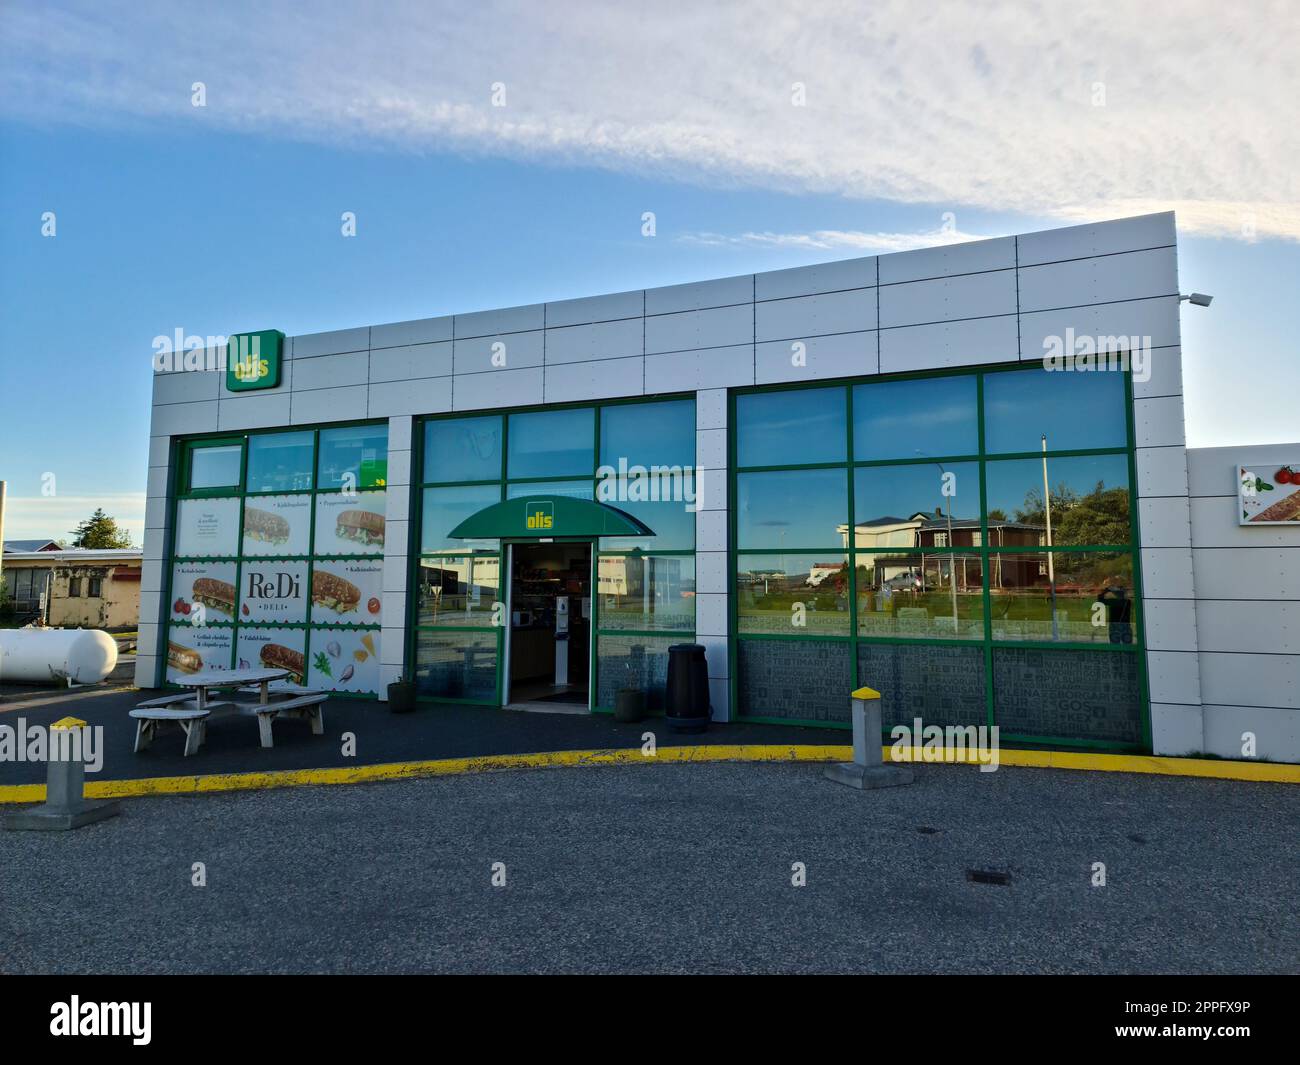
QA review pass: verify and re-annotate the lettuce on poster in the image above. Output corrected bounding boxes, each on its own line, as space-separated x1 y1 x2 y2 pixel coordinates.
242 494 312 556
313 491 386 556
311 558 382 624
308 627 380 694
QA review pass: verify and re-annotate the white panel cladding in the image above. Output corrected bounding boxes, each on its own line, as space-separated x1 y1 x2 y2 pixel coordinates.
1140 547 1195 600
1149 703 1204 757
1192 547 1300 600
544 317 643 364
148 434 172 467
1187 443 1297 498
292 327 368 359
453 331 544 374
696 427 727 471
370 316 452 349
1132 345 1183 399
695 467 726 511
1143 598 1200 652
290 385 367 426
1188 496 1300 549
645 304 753 354
1146 650 1203 706
1195 601 1299 654
644 274 752 315
1017 247 1178 313
1135 444 1189 498
1018 295 1181 357
387 415 413 452
755 332 878 384
380 590 407 631
1200 652 1300 710
1138 496 1192 548
697 635 728 678
1016 212 1175 267
755 289 877 341
368 378 451 418
755 257 875 301
152 368 221 404
1203 706 1300 762
545 289 643 328
1133 396 1186 448
453 303 544 338
695 592 728 636
291 350 369 391
133 655 158 689
140 556 165 591
697 509 727 552
878 236 1016 284
643 345 754 390
696 388 727 431
879 314 1018 373
452 366 543 411
542 357 644 403
369 342 452 382
145 464 170 499
878 270 1017 328
384 448 412 488
696 552 727 594
218 391 292 431
151 400 218 437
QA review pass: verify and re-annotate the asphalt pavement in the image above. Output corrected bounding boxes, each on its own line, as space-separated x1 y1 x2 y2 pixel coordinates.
1 761 1296 973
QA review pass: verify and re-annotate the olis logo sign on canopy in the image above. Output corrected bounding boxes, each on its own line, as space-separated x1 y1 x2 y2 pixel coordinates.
525 501 554 531
226 330 284 392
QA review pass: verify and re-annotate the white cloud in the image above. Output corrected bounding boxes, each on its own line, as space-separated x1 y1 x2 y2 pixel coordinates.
2 494 146 547
679 227 989 252
2 0 1297 240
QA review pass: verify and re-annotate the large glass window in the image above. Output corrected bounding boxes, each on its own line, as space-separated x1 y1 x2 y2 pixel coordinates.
507 408 594 479
732 364 1145 749
166 422 388 697
417 398 696 708
735 387 846 468
246 431 314 493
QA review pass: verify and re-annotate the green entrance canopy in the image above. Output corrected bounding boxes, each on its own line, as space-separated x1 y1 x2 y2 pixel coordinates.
448 495 654 539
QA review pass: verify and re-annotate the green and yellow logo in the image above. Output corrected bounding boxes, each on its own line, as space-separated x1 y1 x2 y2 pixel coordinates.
226 330 284 392
525 500 554 530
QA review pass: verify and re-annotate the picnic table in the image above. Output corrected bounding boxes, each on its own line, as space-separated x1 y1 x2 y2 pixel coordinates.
131 668 328 755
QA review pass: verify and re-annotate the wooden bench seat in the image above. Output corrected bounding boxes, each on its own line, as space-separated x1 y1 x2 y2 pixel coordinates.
129 704 217 756
234 692 329 748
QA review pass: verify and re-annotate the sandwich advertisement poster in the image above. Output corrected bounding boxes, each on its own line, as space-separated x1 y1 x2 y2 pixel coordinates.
236 627 307 685
308 627 380 694
311 559 383 625
242 494 312 556
241 560 310 624
174 497 240 557
1239 462 1300 524
314 490 387 555
170 561 238 623
165 626 234 683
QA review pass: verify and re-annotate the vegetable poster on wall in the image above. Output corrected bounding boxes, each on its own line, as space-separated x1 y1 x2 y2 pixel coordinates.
313 491 387 556
1238 463 1300 524
174 497 240 557
242 494 312 556
307 627 380 694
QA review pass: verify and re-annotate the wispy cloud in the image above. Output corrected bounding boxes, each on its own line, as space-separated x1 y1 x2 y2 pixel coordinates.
679 227 989 253
2 494 146 546
3 1 1297 240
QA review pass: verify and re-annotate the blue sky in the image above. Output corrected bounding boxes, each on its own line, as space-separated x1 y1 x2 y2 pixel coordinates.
1 1 1296 543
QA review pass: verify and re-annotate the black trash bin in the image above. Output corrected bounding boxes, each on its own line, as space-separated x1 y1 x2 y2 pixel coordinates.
666 643 711 733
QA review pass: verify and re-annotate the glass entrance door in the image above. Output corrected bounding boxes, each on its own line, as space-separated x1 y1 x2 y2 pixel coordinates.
505 541 593 710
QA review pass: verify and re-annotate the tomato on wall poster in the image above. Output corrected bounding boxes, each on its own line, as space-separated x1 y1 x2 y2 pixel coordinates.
1238 463 1300 524
170 560 238 623
310 558 383 625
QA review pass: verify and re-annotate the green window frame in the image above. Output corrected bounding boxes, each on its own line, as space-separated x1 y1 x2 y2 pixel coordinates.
411 395 697 711
729 362 1150 752
161 419 390 698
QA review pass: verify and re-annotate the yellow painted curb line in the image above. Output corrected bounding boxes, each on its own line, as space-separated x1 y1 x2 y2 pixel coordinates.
0 743 1296 805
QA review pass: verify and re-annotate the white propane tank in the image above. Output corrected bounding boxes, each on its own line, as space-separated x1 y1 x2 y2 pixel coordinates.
0 628 119 685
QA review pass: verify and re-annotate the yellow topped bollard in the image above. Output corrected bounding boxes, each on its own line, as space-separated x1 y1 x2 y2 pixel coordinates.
823 685 915 790
3 717 121 831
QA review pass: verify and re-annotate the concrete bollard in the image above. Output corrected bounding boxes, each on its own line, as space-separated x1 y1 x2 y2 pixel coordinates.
2 717 121 831
823 686 914 790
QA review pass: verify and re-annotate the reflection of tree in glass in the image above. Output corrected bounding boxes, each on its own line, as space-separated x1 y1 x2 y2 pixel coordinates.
1014 481 1130 546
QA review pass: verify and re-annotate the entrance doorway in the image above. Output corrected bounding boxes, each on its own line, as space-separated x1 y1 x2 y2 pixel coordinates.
506 541 592 711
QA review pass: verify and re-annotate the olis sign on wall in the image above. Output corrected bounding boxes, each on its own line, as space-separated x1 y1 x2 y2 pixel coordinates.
226 330 284 392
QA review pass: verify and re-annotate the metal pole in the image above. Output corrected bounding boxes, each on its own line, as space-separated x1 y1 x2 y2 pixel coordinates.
1042 435 1058 640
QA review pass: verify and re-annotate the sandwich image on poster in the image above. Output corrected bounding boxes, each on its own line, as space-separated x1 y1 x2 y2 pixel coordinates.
240 560 310 624
236 627 307 685
1238 463 1300 524
308 627 380 695
170 560 238 623
165 626 233 684
174 497 240 558
242 494 312 556
311 559 382 625
314 491 386 555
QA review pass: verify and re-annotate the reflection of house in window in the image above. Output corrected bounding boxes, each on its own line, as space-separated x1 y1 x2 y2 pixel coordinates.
419 556 500 619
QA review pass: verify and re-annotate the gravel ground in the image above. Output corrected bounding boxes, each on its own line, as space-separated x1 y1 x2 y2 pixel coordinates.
1 762 1296 974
